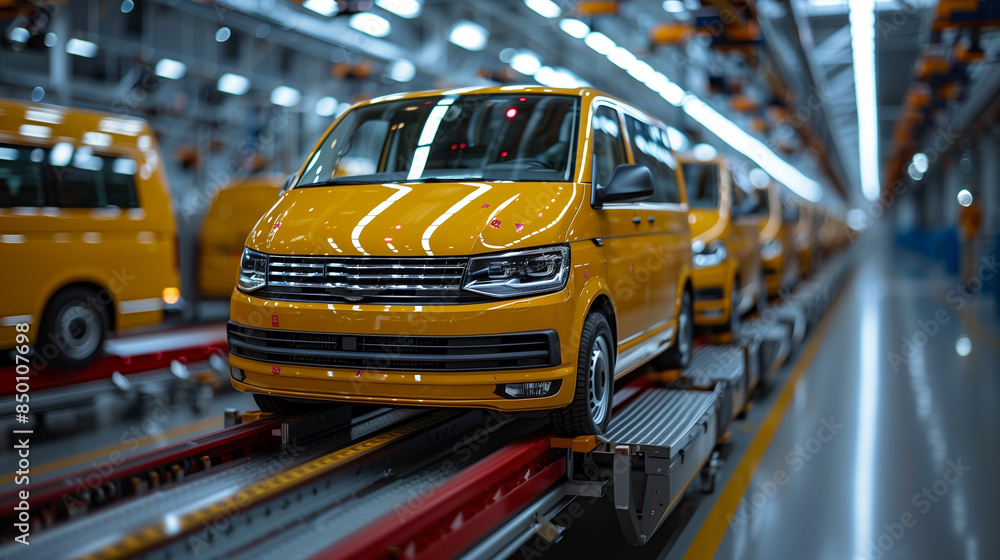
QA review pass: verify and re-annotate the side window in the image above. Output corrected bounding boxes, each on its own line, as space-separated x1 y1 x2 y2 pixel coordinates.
624 116 680 203
50 144 103 208
683 163 720 208
749 187 770 216
104 157 139 208
0 143 46 207
47 145 138 208
591 105 626 188
729 171 747 212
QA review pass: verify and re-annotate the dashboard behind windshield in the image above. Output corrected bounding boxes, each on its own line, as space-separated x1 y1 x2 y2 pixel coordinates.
296 94 580 187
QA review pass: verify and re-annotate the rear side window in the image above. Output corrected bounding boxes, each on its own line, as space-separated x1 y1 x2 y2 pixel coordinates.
624 115 680 203
592 105 627 188
104 157 139 208
49 144 139 208
0 143 45 207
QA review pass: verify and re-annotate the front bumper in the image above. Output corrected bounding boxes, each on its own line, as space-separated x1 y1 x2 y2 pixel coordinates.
763 253 784 296
228 287 582 412
691 262 733 327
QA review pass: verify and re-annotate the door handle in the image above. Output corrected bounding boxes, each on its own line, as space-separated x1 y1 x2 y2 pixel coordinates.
647 215 655 223
632 216 641 225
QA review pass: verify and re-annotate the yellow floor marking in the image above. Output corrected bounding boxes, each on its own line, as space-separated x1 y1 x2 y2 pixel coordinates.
682 290 845 560
1 416 220 485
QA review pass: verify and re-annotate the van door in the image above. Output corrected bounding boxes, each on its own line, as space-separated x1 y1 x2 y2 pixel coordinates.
623 115 687 342
591 104 649 349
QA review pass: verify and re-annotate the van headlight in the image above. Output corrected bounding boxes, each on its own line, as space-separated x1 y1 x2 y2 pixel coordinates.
238 248 268 292
761 239 783 260
463 246 570 297
692 240 727 268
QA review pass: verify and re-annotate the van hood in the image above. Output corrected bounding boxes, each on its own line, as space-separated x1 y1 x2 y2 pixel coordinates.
688 208 727 242
246 181 582 257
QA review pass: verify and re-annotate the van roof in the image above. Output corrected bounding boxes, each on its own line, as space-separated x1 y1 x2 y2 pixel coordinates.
357 85 621 108
0 97 154 153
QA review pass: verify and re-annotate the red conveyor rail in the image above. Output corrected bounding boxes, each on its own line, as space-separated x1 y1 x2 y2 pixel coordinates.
316 375 653 560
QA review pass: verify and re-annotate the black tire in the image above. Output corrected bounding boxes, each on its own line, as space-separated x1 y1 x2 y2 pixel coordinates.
550 313 615 437
700 465 716 494
653 289 693 370
39 287 108 368
719 280 741 334
253 393 299 414
755 271 768 316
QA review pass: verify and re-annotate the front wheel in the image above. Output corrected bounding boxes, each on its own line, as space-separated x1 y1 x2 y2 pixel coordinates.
720 281 741 334
550 313 614 437
755 271 768 316
653 290 693 370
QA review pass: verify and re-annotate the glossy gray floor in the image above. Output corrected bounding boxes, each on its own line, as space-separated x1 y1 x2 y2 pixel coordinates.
537 227 999 560
710 230 1000 560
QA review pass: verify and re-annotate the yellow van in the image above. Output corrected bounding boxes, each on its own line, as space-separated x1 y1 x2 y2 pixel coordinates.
227 86 693 435
680 155 765 332
198 174 282 298
0 99 180 367
796 203 822 278
756 181 800 297
762 193 802 296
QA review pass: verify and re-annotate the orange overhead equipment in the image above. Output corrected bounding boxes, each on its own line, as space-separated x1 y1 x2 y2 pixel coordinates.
650 23 690 45
575 1 619 16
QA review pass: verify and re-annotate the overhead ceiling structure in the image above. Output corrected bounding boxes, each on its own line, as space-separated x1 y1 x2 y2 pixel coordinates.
7 0 941 208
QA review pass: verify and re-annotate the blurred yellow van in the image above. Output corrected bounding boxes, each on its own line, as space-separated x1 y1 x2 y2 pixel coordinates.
681 155 765 332
227 86 694 436
0 99 180 366
198 175 281 298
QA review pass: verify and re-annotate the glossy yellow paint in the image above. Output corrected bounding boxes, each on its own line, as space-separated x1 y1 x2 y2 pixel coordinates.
230 86 693 413
760 182 798 297
198 174 282 298
681 155 763 327
0 98 178 350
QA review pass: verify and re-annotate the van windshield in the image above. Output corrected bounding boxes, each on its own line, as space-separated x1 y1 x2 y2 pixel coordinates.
296 94 579 187
681 162 720 208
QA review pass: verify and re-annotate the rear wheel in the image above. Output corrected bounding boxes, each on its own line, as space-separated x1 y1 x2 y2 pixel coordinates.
39 287 108 368
653 290 693 370
550 313 614 437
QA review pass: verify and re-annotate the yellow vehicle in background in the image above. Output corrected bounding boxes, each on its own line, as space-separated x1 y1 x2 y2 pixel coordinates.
198 174 282 298
756 180 800 297
796 203 824 278
0 98 180 366
681 155 765 332
227 86 694 436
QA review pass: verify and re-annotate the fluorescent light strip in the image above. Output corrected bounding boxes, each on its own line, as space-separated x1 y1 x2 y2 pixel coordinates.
682 96 822 201
552 16 824 201
850 0 879 201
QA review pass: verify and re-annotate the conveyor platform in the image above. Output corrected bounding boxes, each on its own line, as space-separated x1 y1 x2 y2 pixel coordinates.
566 388 719 546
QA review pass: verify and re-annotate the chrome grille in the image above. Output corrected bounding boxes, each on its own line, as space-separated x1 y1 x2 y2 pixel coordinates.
256 255 479 304
227 323 560 371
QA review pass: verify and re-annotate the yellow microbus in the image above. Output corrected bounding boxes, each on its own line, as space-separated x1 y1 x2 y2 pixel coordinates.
198 175 282 298
0 99 180 367
680 155 766 332
227 86 694 436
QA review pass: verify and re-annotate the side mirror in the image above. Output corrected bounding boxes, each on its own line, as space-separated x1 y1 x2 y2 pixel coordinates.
595 164 654 207
279 173 296 195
